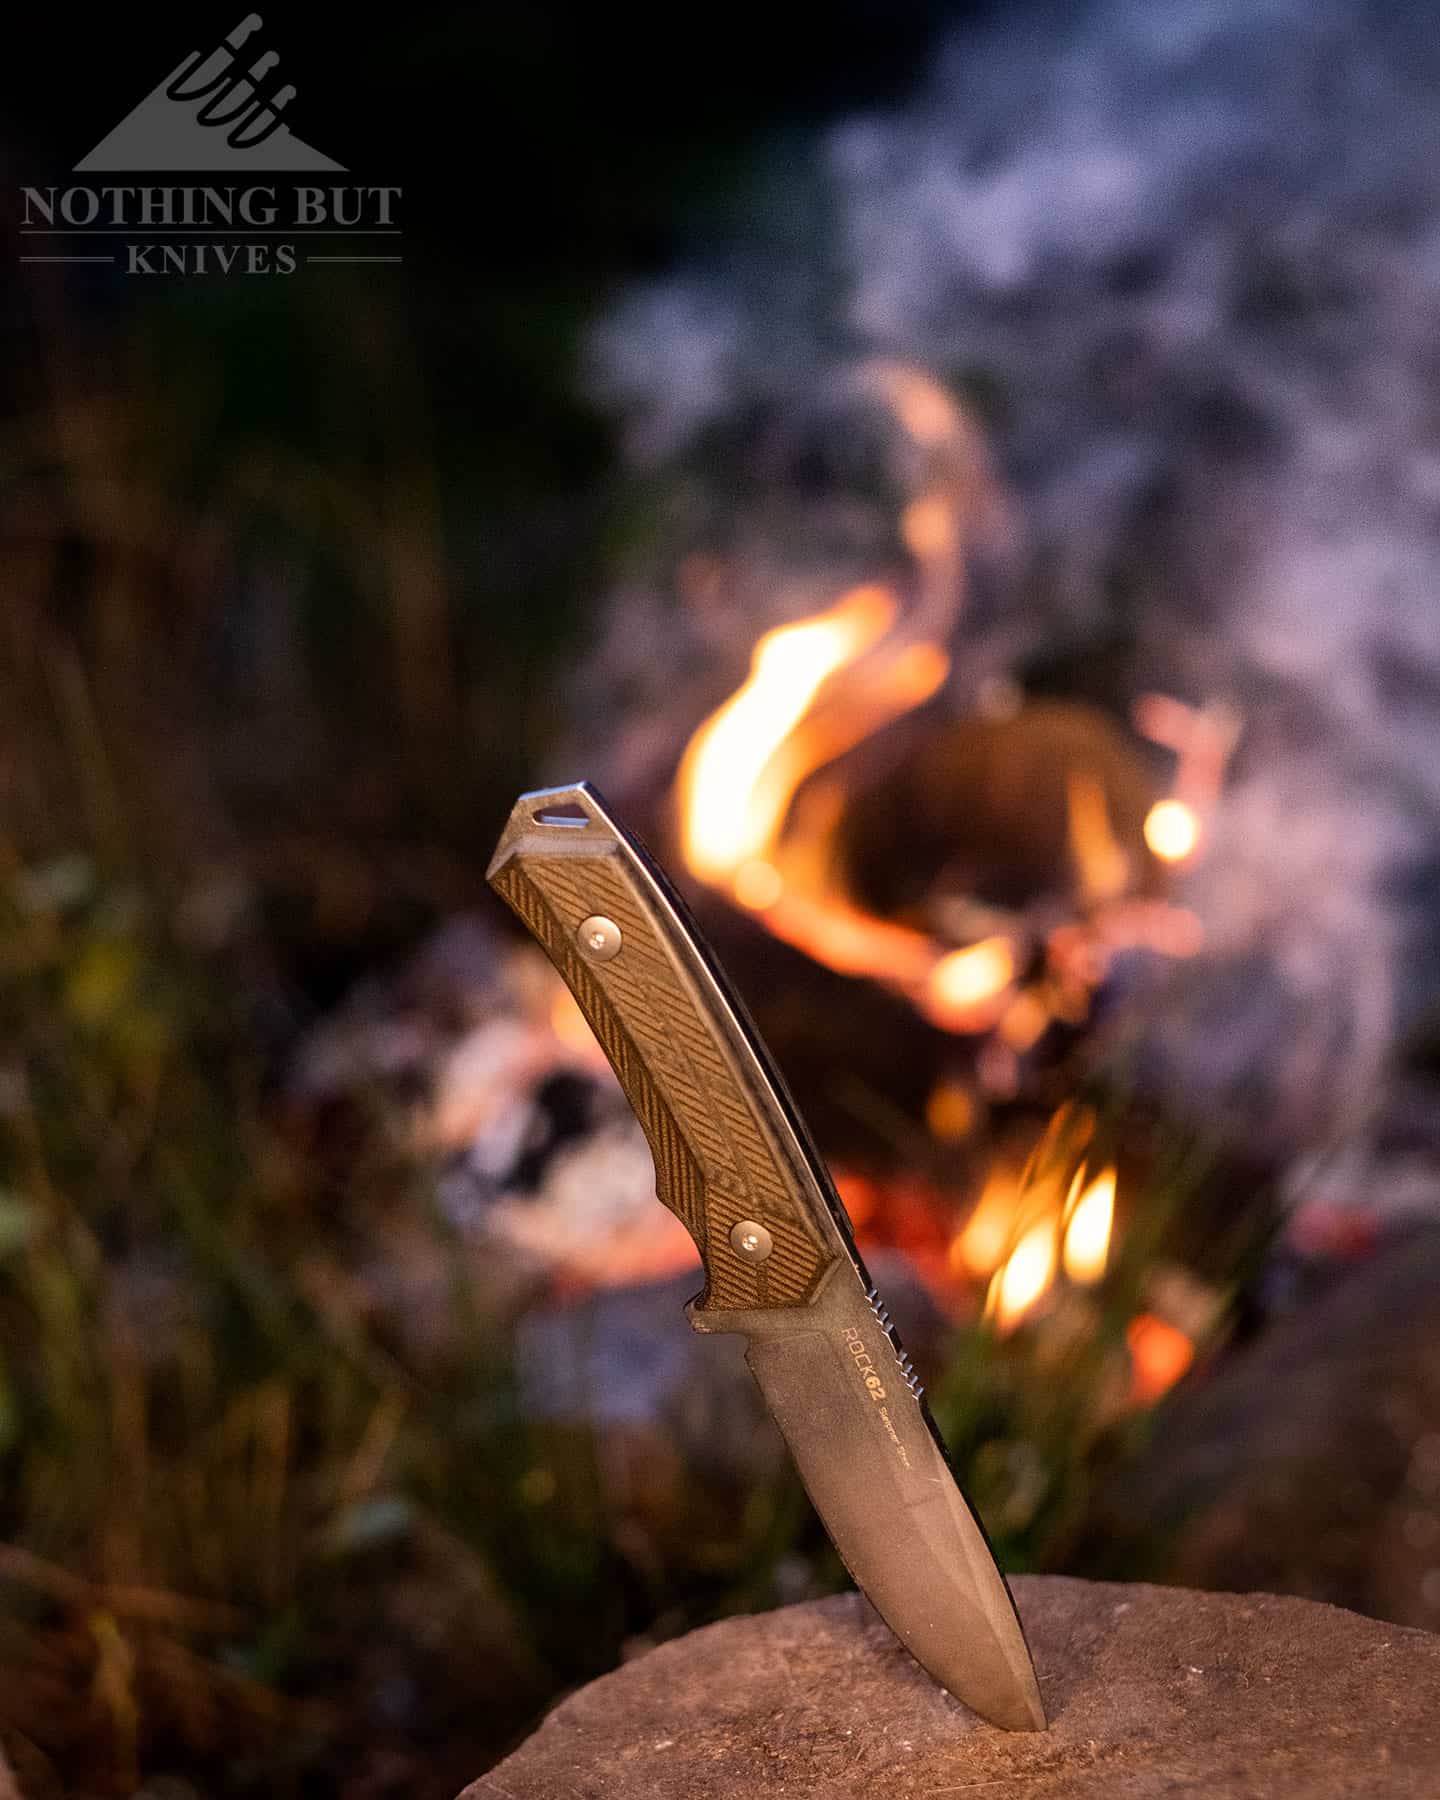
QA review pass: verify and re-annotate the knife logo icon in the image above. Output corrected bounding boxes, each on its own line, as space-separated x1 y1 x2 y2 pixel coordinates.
488 781 1046 1731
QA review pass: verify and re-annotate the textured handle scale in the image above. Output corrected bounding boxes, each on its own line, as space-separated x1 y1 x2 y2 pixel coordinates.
487 784 842 1314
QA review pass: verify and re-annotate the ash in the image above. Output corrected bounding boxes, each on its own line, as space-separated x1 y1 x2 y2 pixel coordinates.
585 0 1440 1204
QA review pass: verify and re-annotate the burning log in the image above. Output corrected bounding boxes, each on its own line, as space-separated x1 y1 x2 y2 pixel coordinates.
647 556 1218 1150
831 699 1159 920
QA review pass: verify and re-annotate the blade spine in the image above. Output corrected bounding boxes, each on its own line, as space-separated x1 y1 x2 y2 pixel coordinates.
577 778 1037 1707
569 782 863 1260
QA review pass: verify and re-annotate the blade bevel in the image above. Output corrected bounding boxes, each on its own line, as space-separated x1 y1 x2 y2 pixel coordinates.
737 1272 1046 1732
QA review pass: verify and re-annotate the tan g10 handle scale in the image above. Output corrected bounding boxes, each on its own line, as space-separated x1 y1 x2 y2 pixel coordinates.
486 783 851 1315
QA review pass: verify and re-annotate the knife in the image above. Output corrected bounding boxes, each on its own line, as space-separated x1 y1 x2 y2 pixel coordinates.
487 781 1046 1731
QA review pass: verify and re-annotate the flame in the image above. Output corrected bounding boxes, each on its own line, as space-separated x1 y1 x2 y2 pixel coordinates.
1133 694 1241 816
733 858 783 910
998 990 1051 1052
1067 770 1130 903
1062 1164 1116 1284
985 1218 1057 1331
1133 694 1240 870
759 891 938 983
1144 798 1201 864
971 1153 1120 1332
675 585 1026 1023
884 366 967 448
953 1164 1022 1278
902 495 956 560
672 497 1224 1044
677 586 905 888
955 1104 1111 1319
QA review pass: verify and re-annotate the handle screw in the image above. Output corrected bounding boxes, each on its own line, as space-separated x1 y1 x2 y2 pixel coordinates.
577 915 623 962
730 1220 773 1264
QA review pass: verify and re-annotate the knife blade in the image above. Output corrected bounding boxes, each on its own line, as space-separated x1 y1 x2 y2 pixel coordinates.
487 780 1046 1731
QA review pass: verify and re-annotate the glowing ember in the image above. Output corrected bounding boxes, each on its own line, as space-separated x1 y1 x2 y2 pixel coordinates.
1062 1165 1116 1285
1126 1312 1195 1403
1144 798 1201 863
923 936 1016 1030
925 1079 977 1141
986 1218 1057 1331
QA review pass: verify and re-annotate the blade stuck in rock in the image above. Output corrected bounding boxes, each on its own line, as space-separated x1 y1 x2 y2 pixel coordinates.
487 780 1046 1731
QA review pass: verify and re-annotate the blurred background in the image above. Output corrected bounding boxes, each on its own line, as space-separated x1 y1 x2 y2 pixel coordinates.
4 3 1440 1794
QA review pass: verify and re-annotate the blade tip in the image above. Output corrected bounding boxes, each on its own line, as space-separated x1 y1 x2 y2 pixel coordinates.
977 1675 1048 1733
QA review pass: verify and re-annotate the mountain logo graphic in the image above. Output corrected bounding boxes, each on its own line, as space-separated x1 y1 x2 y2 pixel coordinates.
76 14 344 172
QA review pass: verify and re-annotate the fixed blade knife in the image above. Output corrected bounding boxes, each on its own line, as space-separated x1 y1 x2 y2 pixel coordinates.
487 781 1046 1731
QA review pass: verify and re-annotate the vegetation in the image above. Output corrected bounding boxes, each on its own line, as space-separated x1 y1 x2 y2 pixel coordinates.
0 810 1248 1791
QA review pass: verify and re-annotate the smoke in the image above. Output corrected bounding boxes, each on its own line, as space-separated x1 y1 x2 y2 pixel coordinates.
586 0 1440 1185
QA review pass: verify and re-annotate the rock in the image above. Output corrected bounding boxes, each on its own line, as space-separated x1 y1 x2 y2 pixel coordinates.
459 1575 1440 1799
1084 1223 1440 1631
516 1251 948 1448
509 1254 953 1557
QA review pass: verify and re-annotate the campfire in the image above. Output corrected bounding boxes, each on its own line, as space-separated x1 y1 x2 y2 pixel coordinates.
638 457 1240 1386
301 368 1251 1419
672 559 1230 1072
337 371 1252 1416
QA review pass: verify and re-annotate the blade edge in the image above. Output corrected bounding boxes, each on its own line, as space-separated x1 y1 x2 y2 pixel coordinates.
745 1313 1046 1731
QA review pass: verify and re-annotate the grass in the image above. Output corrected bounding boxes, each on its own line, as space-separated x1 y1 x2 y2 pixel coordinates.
0 807 1259 1796
0 816 614 1789
0 825 819 1795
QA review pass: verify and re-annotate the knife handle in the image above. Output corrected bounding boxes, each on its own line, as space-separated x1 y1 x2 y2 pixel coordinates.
487 784 845 1316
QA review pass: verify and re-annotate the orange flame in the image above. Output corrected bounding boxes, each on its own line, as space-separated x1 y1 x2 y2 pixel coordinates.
1133 694 1241 867
675 588 1025 1027
985 1218 1057 1330
673 524 1224 1042
956 1100 1115 1322
924 938 1018 1031
1062 1165 1116 1284
1067 770 1130 903
952 1163 1024 1279
678 586 903 889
